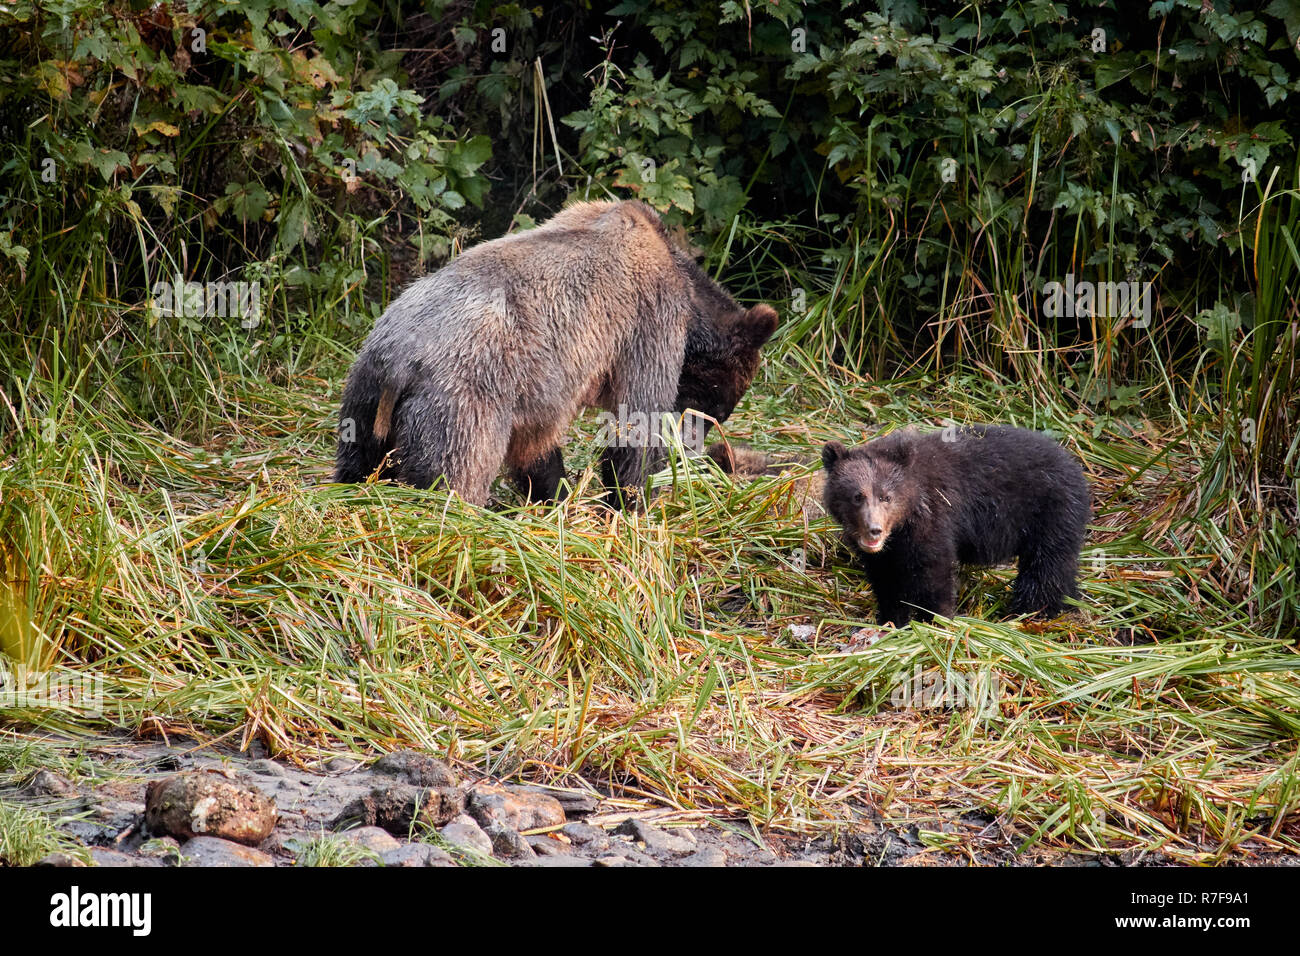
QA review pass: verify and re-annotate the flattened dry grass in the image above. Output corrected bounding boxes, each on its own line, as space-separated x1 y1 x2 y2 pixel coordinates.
1 350 1297 864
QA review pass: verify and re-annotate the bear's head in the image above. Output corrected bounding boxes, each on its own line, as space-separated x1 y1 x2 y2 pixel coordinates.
675 303 779 447
821 434 918 553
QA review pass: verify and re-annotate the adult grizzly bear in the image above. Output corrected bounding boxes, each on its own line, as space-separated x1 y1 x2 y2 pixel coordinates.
334 200 779 505
822 426 1090 626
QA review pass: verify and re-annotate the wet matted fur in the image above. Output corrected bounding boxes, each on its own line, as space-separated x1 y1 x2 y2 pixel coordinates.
822 425 1090 626
335 200 778 505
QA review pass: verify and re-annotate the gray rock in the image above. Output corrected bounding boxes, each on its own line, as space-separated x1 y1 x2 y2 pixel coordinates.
605 837 662 867
439 817 492 857
561 822 609 849
325 756 361 774
331 781 463 835
613 819 697 856
259 829 306 858
530 854 593 867
483 821 536 860
89 847 162 868
527 835 569 856
24 769 77 797
371 751 458 788
246 759 287 778
381 843 455 867
179 836 275 867
467 783 565 832
680 846 727 867
336 825 401 854
92 799 145 828
513 785 599 816
36 851 88 867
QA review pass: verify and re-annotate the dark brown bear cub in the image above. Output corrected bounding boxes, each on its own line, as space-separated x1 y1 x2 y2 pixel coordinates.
822 426 1090 626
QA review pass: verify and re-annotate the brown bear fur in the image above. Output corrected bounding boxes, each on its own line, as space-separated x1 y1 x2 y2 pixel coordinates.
822 425 1090 626
334 200 778 505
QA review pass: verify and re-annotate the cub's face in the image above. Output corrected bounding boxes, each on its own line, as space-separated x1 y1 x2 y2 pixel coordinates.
822 439 915 553
675 303 779 445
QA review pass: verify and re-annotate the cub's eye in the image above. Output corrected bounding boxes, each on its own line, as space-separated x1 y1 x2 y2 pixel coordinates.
853 492 864 506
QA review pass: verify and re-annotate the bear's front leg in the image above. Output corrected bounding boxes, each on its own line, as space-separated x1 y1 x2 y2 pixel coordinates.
599 443 662 509
908 545 958 621
889 543 958 625
510 447 566 503
860 555 911 627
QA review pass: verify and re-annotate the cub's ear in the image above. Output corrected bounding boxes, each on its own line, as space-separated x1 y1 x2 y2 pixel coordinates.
822 441 848 470
733 304 779 348
882 437 914 466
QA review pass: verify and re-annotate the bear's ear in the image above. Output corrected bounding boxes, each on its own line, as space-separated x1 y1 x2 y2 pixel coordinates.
732 304 779 348
882 438 914 467
822 441 848 470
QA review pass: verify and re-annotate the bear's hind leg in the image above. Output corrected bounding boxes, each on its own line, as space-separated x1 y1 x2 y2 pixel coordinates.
395 397 510 506
1011 543 1080 617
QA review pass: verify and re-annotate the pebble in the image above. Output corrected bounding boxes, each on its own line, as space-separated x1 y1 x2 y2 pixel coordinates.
24 769 77 797
483 820 536 860
468 783 565 832
179 836 275 867
530 855 593 867
681 846 727 867
381 843 455 867
613 819 697 856
89 847 162 868
246 759 287 778
439 816 493 857
35 851 88 867
560 822 608 848
336 825 401 854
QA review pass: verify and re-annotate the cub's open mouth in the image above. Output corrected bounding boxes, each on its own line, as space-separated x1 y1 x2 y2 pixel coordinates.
858 534 885 552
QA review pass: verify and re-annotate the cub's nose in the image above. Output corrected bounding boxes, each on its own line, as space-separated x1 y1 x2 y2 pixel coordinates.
867 524 883 536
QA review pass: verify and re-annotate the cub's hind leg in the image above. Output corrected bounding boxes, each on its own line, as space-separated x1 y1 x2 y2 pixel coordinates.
1010 541 1080 617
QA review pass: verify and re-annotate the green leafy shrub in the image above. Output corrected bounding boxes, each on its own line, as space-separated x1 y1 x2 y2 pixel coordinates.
0 0 492 431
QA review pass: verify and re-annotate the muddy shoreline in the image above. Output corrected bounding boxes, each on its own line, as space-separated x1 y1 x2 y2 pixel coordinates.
3 732 1293 867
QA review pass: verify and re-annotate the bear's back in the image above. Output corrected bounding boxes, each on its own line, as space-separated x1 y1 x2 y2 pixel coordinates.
357 200 686 392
